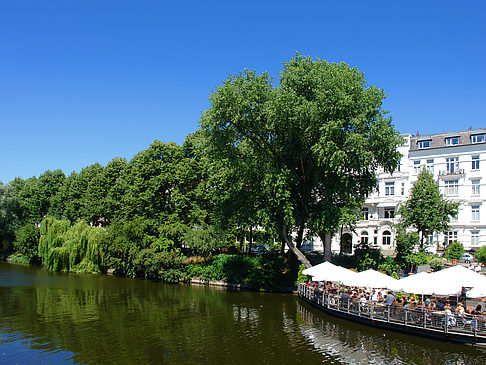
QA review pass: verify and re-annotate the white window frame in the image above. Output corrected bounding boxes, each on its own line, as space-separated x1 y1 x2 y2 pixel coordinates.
361 231 369 245
472 205 480 221
471 231 480 247
445 231 458 245
472 155 480 170
385 182 395 196
446 157 459 174
362 207 369 221
382 231 391 246
426 159 434 173
446 137 459 146
444 179 459 196
471 179 480 196
384 208 395 219
471 134 485 144
413 160 421 174
418 140 431 149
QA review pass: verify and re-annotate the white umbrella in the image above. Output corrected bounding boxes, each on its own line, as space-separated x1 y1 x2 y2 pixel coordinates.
352 269 398 289
388 272 434 294
430 265 486 288
466 283 486 298
303 261 359 284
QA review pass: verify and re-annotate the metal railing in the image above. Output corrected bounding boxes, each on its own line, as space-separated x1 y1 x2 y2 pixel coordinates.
298 283 486 339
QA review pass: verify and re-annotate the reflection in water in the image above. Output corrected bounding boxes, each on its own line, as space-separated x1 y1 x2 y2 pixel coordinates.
1 261 485 364
297 302 486 364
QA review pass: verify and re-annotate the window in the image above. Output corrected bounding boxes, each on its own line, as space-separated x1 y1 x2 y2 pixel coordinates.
425 234 433 246
426 159 434 173
472 155 480 170
362 207 369 220
385 182 395 196
446 136 459 146
471 134 485 144
384 208 395 219
401 182 405 196
446 157 459 173
445 231 458 245
418 140 431 149
361 231 369 245
472 205 480 221
472 179 480 195
471 231 480 247
414 160 421 174
382 231 391 245
444 179 459 195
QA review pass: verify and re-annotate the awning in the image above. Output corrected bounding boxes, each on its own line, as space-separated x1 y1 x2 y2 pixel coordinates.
376 202 399 208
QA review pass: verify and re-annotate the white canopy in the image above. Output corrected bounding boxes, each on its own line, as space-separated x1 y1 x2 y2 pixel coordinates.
388 272 435 295
303 262 359 284
351 269 398 289
467 283 486 298
388 266 486 296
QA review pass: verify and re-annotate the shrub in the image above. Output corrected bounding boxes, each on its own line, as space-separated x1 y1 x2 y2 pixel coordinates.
445 241 464 261
428 257 445 272
295 264 307 286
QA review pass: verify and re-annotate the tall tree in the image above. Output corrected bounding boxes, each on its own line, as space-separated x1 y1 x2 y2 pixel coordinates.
0 182 20 252
201 54 402 267
398 168 459 249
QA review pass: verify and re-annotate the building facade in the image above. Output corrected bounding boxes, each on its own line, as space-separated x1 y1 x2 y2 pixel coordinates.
328 128 486 254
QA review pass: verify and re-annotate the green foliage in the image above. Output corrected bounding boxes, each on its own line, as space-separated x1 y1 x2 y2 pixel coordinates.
399 169 459 248
185 253 285 291
394 228 420 271
378 256 398 275
102 217 159 277
201 53 402 265
13 223 41 264
133 249 185 282
475 246 486 264
0 182 20 255
445 241 465 260
6 253 30 265
295 264 308 286
428 257 445 271
184 224 227 256
38 217 105 273
392 271 399 280
353 244 384 271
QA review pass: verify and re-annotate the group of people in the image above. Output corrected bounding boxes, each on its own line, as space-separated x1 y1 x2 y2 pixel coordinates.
304 281 486 325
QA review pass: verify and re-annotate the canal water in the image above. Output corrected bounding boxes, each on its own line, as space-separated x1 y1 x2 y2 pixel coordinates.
0 262 485 364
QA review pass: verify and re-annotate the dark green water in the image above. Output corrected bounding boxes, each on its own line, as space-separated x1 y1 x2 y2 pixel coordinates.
1 262 485 364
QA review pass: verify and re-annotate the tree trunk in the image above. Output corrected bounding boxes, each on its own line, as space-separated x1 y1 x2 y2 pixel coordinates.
281 225 312 268
295 224 304 250
318 232 333 262
248 226 253 254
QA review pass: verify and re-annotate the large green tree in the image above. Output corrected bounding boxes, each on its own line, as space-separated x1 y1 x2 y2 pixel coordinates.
398 168 459 249
201 54 402 267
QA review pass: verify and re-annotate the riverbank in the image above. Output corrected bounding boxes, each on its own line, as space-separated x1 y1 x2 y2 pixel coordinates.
190 277 297 293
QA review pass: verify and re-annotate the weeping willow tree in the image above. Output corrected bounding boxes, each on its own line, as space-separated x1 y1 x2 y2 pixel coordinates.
39 217 105 273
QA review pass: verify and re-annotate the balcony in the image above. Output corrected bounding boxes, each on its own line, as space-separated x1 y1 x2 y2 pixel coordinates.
439 168 464 176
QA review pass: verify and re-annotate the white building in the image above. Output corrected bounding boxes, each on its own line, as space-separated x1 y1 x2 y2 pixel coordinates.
326 128 486 255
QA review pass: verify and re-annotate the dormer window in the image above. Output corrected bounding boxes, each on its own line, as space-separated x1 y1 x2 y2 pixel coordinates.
418 140 431 149
445 136 459 146
471 134 485 144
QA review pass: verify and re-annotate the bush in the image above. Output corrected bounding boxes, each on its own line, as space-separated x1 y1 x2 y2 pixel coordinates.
13 223 41 264
295 264 307 286
133 248 185 281
445 241 464 260
474 246 486 264
428 257 445 272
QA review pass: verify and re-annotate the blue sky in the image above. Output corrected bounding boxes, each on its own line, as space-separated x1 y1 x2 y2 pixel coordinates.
1 1 485 183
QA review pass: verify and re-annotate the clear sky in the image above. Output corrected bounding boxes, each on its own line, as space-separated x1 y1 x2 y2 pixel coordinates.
1 1 485 183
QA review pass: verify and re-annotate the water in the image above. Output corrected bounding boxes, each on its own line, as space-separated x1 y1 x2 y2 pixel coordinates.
0 262 485 364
